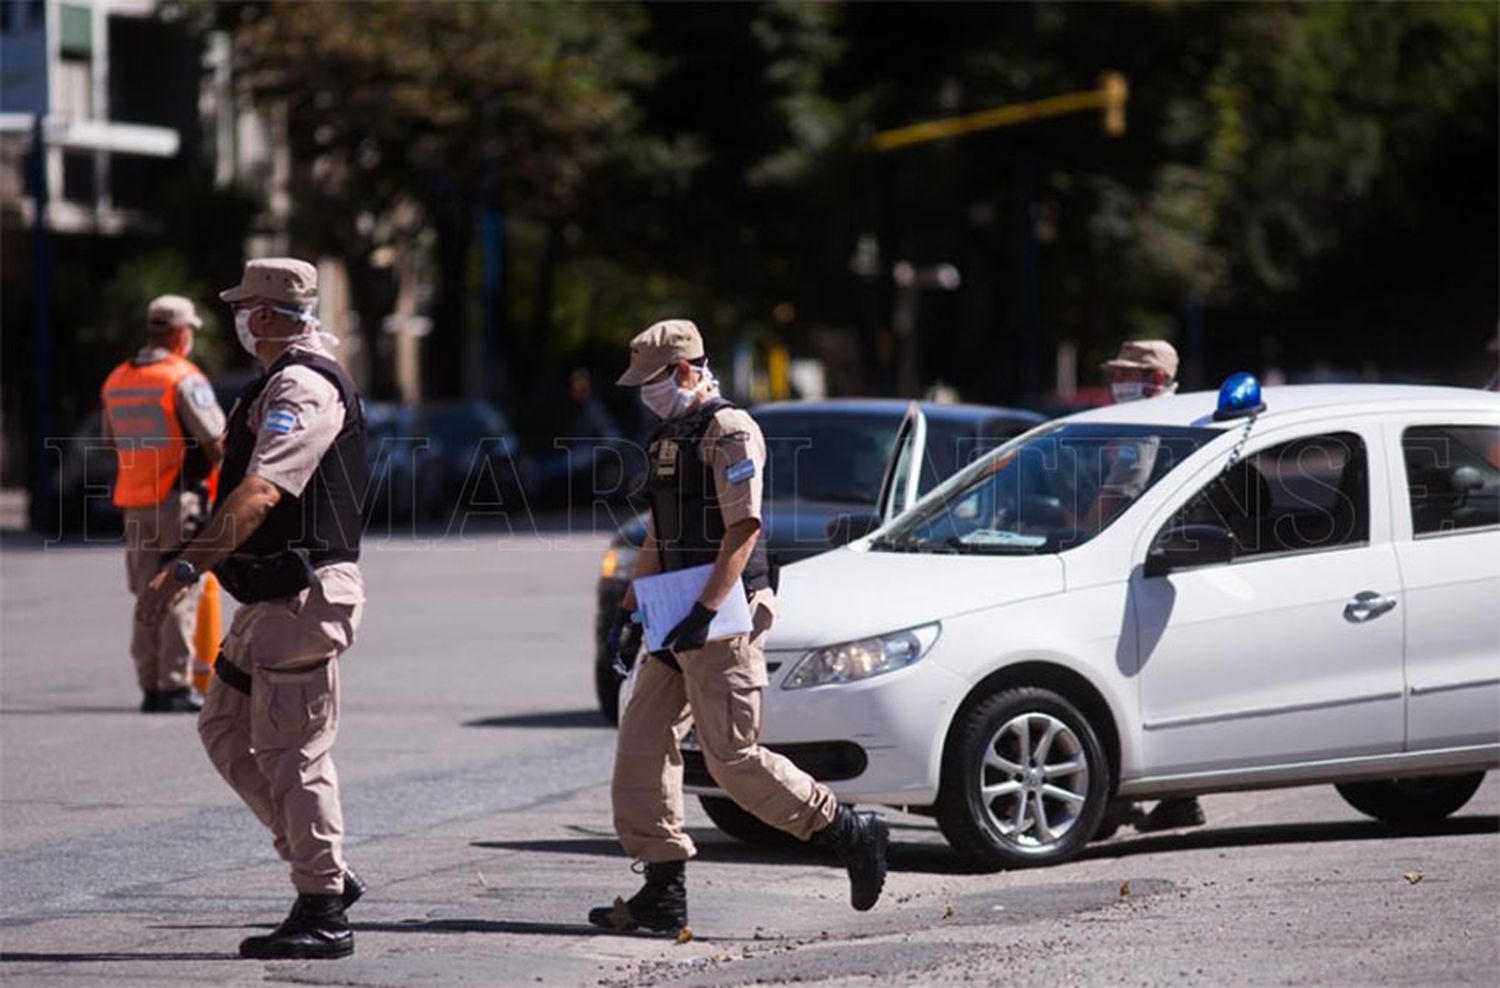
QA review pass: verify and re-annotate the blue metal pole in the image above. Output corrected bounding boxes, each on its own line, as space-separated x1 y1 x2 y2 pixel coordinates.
27 115 55 533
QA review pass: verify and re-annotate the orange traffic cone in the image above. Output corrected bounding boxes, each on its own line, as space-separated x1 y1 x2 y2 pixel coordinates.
192 572 222 696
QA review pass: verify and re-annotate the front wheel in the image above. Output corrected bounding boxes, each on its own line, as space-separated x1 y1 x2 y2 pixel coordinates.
935 687 1111 870
1335 773 1484 824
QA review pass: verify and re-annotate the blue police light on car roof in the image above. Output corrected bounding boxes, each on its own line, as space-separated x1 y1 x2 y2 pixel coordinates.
1213 372 1266 421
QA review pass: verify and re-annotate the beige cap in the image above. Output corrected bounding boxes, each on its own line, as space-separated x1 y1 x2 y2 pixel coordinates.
219 257 318 305
146 294 202 329
616 319 705 386
1103 339 1179 379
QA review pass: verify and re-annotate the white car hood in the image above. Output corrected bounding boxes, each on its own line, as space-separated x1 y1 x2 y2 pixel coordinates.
768 546 1065 650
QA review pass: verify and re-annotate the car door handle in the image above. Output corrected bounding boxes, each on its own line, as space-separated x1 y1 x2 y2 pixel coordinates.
1344 590 1397 623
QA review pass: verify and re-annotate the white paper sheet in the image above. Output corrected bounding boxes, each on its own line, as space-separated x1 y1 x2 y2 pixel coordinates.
633 563 753 653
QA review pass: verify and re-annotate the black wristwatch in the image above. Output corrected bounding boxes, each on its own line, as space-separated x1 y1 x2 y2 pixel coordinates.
171 559 201 585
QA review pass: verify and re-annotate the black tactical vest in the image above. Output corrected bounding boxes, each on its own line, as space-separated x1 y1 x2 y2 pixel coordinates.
213 349 368 602
645 398 771 594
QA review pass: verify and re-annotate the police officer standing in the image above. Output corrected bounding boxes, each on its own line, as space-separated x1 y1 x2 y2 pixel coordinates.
102 295 225 713
136 259 368 960
1097 339 1205 836
589 319 888 936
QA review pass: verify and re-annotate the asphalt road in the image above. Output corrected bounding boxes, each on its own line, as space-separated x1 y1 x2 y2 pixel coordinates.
1 532 1497 987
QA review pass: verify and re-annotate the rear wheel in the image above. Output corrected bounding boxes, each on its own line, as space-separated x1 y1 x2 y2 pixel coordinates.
698 796 803 849
935 687 1111 870
1335 773 1484 824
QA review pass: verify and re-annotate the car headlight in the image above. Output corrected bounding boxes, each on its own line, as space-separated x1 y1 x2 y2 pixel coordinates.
600 544 638 581
782 623 940 689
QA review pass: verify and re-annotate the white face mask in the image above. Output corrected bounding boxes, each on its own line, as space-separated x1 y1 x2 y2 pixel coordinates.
235 304 334 357
234 308 259 356
640 363 714 420
1110 379 1176 401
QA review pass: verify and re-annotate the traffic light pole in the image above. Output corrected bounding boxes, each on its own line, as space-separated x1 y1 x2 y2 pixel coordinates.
872 73 1128 402
873 72 1129 151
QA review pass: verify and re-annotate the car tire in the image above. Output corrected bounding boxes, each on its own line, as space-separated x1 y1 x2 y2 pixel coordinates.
935 686 1111 870
698 796 805 849
595 655 621 726
1335 772 1485 824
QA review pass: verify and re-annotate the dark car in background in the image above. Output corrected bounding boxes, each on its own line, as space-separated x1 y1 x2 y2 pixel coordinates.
364 399 528 526
592 398 1046 721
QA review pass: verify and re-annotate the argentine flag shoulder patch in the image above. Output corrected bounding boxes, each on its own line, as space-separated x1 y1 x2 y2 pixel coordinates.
264 407 299 435
725 458 756 485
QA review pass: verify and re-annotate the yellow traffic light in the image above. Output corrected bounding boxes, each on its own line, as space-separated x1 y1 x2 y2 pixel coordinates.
1100 71 1128 137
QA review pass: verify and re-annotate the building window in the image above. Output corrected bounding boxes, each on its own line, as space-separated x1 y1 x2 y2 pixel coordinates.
58 3 93 57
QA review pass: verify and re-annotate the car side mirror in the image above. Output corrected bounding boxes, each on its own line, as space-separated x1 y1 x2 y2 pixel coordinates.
1144 523 1235 578
826 512 881 548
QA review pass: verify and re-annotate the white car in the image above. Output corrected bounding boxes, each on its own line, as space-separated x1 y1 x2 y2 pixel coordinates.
676 381 1500 869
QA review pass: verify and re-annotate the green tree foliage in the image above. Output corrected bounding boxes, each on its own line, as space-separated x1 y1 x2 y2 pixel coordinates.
200 0 687 396
196 1 1496 399
804 1 1498 389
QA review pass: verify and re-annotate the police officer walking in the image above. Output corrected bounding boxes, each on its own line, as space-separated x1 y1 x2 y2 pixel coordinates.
102 295 225 713
589 319 888 937
135 258 368 960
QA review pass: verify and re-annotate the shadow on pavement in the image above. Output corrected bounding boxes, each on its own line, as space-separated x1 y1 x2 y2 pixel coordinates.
463 709 610 729
357 918 745 943
357 918 608 937
0 951 238 963
1081 814 1500 861
477 815 1500 876
470 835 989 876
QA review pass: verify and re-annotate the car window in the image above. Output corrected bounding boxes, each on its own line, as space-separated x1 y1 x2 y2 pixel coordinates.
1402 424 1500 537
758 412 899 504
876 423 1215 555
922 418 1033 492
1169 431 1369 560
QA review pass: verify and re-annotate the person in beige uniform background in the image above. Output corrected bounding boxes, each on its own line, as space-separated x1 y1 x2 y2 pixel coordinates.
1095 339 1206 836
101 295 225 712
136 258 368 960
590 319 889 937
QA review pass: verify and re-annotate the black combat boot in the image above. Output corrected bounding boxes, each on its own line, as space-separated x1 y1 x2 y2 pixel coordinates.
1134 797 1205 834
140 691 162 713
812 804 889 912
588 861 688 935
156 687 203 713
341 866 367 910
239 893 353 959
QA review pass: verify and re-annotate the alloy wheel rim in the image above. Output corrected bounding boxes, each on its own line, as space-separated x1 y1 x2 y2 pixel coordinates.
977 711 1089 853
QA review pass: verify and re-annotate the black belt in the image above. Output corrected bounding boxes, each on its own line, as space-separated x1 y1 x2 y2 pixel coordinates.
214 654 253 695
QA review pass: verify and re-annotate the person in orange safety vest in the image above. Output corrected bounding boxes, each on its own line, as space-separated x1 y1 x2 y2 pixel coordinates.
101 295 227 713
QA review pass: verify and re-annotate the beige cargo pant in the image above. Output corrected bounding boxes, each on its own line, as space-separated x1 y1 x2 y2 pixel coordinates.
198 566 362 895
123 494 203 693
612 592 838 862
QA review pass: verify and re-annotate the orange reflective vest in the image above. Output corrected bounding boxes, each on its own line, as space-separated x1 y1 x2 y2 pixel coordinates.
101 353 199 508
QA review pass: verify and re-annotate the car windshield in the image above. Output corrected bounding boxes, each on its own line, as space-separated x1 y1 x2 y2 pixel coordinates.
758 412 902 504
872 422 1218 554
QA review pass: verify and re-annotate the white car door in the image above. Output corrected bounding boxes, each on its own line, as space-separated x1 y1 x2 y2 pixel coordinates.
1387 417 1500 751
1131 423 1406 778
874 402 929 524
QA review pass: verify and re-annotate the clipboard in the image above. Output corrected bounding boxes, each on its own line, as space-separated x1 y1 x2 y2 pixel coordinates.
632 563 753 653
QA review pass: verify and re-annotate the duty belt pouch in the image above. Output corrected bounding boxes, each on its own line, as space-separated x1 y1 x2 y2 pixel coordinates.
214 548 316 604
741 558 779 596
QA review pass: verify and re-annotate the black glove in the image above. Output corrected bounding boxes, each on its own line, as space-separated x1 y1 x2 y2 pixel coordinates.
661 601 717 655
606 611 644 680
